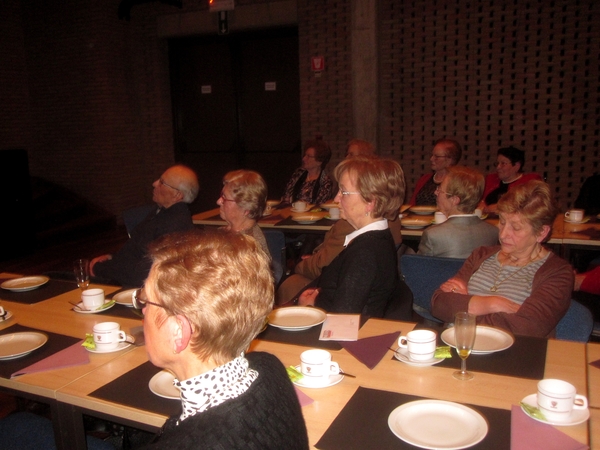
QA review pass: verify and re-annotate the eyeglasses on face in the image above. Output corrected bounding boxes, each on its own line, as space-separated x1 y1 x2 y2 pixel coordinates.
435 187 454 197
219 192 237 203
132 288 168 312
495 161 513 167
159 178 180 192
338 188 361 196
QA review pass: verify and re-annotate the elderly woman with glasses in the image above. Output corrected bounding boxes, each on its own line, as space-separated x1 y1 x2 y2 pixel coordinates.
297 157 411 319
282 138 334 206
432 180 573 338
216 169 269 255
409 138 462 206
134 230 308 449
479 146 542 215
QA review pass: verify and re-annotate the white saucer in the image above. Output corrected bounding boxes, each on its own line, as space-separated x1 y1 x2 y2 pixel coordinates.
564 217 590 224
520 394 589 426
73 300 115 314
86 335 134 353
291 366 344 388
113 289 136 307
393 347 445 367
149 370 180 399
0 311 13 323
290 207 312 213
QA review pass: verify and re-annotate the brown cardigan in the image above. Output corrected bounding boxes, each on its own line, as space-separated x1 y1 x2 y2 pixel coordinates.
431 245 574 338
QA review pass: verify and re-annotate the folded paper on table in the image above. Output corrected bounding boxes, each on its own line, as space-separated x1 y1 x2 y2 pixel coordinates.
11 341 89 378
294 387 314 407
510 405 588 450
340 331 401 369
319 314 360 341
589 359 600 370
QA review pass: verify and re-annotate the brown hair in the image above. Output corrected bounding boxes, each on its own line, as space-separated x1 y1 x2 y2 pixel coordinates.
333 157 405 220
497 180 558 242
145 230 274 365
303 138 332 168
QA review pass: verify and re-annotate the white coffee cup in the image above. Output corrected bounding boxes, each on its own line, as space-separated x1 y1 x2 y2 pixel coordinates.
81 288 105 311
474 208 483 218
300 349 340 379
264 205 272 215
434 211 447 224
0 306 5 317
293 201 308 212
564 209 584 222
398 329 437 361
93 322 127 351
537 379 588 422
329 207 341 219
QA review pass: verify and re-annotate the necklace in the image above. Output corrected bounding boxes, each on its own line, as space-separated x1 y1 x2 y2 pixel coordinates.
433 172 443 184
489 247 542 292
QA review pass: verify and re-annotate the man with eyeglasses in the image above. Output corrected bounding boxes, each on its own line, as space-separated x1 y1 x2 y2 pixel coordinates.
90 165 199 287
418 166 498 258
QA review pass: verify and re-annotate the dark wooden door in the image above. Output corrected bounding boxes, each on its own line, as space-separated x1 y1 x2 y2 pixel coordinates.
169 28 301 213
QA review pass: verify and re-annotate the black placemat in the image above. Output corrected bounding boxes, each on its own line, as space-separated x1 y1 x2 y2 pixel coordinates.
395 328 548 380
0 278 77 304
316 387 511 450
257 324 343 350
89 361 181 418
0 324 81 379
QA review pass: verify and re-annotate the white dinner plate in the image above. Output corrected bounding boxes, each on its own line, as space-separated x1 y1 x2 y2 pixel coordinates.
408 206 438 215
268 306 327 331
291 366 344 389
0 332 48 360
401 218 432 229
149 370 180 400
388 400 488 449
393 347 445 367
113 289 136 307
564 217 590 224
441 326 514 354
521 394 590 426
1 276 50 292
73 300 115 314
320 202 340 210
86 335 134 354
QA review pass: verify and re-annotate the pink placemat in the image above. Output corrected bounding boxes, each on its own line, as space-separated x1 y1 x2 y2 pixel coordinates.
295 386 314 407
340 331 400 369
510 405 588 450
11 341 89 378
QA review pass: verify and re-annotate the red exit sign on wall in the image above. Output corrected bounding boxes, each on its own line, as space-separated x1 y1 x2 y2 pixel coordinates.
209 0 234 12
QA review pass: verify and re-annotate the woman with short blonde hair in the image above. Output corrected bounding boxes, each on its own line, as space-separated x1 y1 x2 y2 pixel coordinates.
139 230 308 448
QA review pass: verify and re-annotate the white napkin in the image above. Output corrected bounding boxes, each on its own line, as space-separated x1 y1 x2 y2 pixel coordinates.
319 314 360 341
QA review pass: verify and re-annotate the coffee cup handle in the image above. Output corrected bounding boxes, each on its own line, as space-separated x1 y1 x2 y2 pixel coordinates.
398 336 408 349
564 212 570 218
116 331 127 342
329 362 340 375
574 395 588 410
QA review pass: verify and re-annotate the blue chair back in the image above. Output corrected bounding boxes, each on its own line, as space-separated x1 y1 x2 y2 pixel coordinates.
263 229 286 285
555 300 593 342
400 254 465 323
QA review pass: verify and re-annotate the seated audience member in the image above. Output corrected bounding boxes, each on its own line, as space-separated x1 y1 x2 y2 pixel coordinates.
282 138 334 206
296 158 411 319
418 166 498 258
574 173 600 216
431 180 573 338
276 147 403 305
480 146 542 214
409 138 462 206
137 230 308 449
90 165 199 288
345 138 376 158
217 169 269 255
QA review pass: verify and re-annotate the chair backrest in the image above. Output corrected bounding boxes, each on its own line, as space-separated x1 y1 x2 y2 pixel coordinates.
555 300 593 342
400 254 466 323
122 204 156 237
263 229 286 285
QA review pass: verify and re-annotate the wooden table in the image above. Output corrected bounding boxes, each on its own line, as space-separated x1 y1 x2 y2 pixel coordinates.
55 319 589 448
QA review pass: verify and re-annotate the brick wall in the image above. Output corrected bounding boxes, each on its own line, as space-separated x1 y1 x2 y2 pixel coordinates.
1 0 598 216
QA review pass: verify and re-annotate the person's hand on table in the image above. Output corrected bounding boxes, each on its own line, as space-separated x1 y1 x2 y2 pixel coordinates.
298 288 320 306
90 254 112 276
